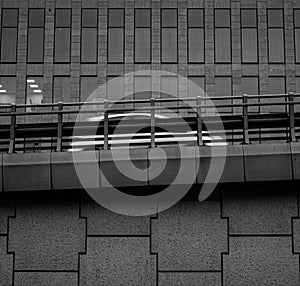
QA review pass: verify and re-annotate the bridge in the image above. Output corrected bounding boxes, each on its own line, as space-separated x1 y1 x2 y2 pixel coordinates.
0 92 299 192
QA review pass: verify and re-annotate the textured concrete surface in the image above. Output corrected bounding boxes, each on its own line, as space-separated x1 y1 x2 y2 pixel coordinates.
151 201 228 271
81 199 151 235
223 237 299 286
223 186 298 234
3 153 51 192
0 236 13 286
80 237 156 285
8 200 85 271
14 272 78 286
159 272 222 286
0 185 299 285
0 200 14 234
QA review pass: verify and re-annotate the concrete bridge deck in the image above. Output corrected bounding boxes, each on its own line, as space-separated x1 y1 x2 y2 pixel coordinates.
1 142 300 192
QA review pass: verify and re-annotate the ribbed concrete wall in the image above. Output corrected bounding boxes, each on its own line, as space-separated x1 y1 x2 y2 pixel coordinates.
0 183 299 285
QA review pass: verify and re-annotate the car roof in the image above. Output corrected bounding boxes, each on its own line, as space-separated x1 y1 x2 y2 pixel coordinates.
87 113 169 122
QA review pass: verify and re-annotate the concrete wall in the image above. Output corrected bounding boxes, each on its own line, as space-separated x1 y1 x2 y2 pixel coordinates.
0 183 299 285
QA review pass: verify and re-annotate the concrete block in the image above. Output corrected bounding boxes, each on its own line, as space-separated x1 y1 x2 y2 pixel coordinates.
100 148 148 187
223 237 299 285
243 143 292 181
151 201 227 271
8 200 85 271
149 146 197 186
51 151 100 190
0 200 14 234
15 272 78 286
292 199 300 253
0 154 3 192
0 236 13 286
81 199 151 235
159 273 221 286
197 145 244 184
80 237 156 285
291 142 300 180
223 186 298 234
3 153 51 192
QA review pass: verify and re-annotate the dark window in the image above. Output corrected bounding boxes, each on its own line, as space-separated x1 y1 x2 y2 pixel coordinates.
80 77 99 102
135 9 151 63
161 76 178 115
107 76 125 101
241 9 258 63
161 76 178 97
215 9 231 63
188 9 204 63
26 77 44 112
53 77 72 102
1 9 18 62
215 77 232 113
54 9 71 63
294 10 300 63
81 9 98 63
161 9 177 63
295 77 300 112
53 76 77 121
187 76 205 116
108 9 124 63
268 9 284 63
188 76 205 97
241 77 259 112
0 77 16 104
134 76 151 108
28 9 45 63
265 77 286 113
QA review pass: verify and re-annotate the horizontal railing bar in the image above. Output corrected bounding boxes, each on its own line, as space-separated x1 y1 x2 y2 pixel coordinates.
0 93 297 111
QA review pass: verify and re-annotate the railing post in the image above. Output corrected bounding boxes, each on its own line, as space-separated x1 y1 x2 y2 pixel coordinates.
196 96 203 146
56 102 63 152
243 94 250 144
9 103 16 153
289 92 296 142
104 99 109 150
150 97 155 148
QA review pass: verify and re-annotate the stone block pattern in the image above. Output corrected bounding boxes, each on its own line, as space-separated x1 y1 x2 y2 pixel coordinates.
0 184 298 285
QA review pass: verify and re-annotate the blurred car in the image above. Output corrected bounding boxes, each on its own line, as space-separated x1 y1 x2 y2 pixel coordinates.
68 113 227 152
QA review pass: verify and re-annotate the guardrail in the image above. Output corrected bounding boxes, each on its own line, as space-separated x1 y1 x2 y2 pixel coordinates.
0 92 299 153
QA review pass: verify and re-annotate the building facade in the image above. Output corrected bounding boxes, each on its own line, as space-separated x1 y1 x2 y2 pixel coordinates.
0 0 299 107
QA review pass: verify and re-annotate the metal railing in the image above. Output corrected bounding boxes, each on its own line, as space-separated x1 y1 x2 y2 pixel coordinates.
0 92 299 153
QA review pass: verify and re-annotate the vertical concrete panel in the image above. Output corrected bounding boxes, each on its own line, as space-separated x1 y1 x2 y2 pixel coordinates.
223 186 298 234
3 153 51 192
223 237 299 286
15 272 78 286
81 199 151 235
243 144 293 181
80 237 156 285
159 272 221 286
0 236 13 286
151 201 227 271
8 200 85 270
